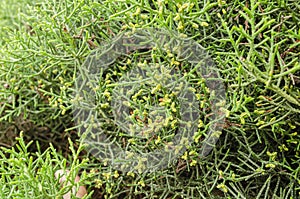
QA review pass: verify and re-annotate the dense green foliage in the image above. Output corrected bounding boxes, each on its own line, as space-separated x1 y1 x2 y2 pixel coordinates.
0 0 299 198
